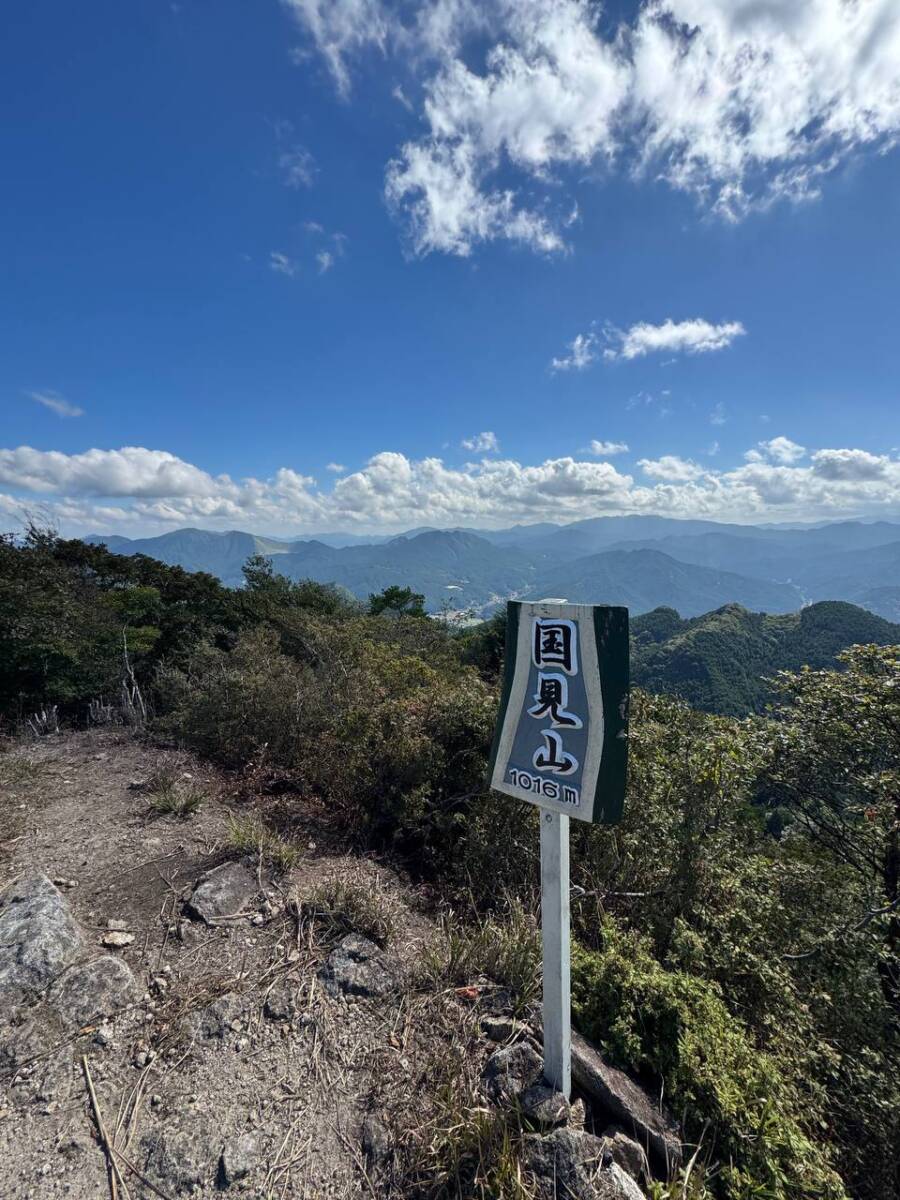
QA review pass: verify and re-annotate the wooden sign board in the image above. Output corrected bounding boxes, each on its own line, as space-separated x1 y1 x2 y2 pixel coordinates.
488 601 629 824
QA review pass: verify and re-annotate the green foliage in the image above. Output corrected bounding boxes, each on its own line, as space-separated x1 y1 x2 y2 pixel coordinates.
368 584 427 617
571 922 846 1200
224 812 299 874
631 601 900 716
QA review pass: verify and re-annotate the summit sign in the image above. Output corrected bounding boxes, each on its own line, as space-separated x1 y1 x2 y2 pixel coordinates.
489 601 629 824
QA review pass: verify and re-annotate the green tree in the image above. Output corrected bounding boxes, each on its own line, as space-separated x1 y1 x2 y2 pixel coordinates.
368 585 426 617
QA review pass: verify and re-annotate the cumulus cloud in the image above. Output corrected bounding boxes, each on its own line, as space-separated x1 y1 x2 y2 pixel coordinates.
551 333 597 373
29 391 84 419
285 0 900 255
589 440 628 457
3 441 900 536
326 462 347 473
605 318 745 361
461 431 500 453
638 455 705 482
747 436 807 465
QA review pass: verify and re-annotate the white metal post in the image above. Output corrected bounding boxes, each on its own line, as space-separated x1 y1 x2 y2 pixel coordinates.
540 808 571 1097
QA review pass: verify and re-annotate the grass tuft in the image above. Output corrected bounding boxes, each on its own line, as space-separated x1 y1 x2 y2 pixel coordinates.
225 812 299 874
298 878 395 947
421 898 541 1015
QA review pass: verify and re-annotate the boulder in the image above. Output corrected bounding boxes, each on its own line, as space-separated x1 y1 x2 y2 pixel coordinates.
318 934 399 999
50 956 137 1029
568 1030 681 1173
187 862 258 923
530 1014 681 1174
481 1041 543 1105
0 875 82 1004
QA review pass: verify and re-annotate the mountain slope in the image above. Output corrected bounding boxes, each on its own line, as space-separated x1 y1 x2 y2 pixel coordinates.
632 600 900 715
526 548 803 616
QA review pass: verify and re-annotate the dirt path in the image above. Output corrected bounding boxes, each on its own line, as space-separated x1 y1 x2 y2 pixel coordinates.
0 730 466 1200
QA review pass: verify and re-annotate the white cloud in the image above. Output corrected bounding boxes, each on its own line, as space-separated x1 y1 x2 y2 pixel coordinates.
638 455 705 482
551 333 597 373
286 0 900 255
811 448 888 481
269 251 300 278
604 318 745 361
461 431 499 453
316 250 335 273
710 402 727 427
29 390 84 419
588 440 628 456
326 462 347 473
748 436 807 465
279 145 316 188
4 441 900 536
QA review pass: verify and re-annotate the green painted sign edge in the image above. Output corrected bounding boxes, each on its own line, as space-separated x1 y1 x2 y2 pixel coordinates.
486 600 629 825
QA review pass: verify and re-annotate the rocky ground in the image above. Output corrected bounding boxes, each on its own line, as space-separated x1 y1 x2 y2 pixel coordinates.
0 730 679 1199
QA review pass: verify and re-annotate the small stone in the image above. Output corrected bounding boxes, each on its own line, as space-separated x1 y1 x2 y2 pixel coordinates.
187 862 257 924
481 1042 543 1105
250 913 265 927
93 1025 113 1047
50 956 136 1029
106 919 129 932
520 1084 571 1129
101 931 135 948
317 933 399 1000
361 1113 392 1167
219 1133 259 1187
134 1052 149 1068
600 1127 651 1186
151 1094 163 1107
264 982 296 1022
481 1015 522 1042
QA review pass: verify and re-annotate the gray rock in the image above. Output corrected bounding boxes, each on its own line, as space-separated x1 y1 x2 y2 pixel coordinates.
188 994 242 1040
361 1113 392 1167
481 1015 523 1042
601 1127 650 1186
144 1123 220 1193
596 1163 648 1200
567 1030 681 1173
531 1013 681 1174
50 956 136 1029
187 862 257 924
264 982 297 1021
0 875 82 1003
522 1128 609 1200
481 1041 543 1104
219 1133 260 1186
318 934 399 999
520 1084 570 1129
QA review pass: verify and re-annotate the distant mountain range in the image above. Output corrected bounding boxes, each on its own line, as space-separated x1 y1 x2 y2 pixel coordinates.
631 601 900 716
86 515 900 620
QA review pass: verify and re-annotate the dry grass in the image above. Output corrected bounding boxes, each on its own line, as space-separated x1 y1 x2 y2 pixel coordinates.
297 878 397 948
420 898 541 1015
225 812 300 874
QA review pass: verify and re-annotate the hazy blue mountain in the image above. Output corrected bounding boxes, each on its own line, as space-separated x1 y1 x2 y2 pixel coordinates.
525 548 803 616
85 518 900 617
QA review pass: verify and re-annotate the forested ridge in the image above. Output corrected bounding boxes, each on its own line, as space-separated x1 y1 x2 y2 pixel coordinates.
2 529 899 1200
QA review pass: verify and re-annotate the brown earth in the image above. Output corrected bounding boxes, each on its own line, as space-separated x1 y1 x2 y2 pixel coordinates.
0 729 486 1200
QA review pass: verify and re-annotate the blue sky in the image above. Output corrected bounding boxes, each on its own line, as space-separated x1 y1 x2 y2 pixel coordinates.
2 0 899 535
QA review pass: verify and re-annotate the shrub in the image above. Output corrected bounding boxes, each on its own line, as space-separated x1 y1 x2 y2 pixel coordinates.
571 920 847 1200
